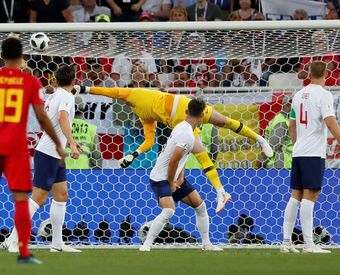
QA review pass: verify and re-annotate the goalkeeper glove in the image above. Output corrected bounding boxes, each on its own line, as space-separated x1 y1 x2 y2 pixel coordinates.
72 85 89 96
119 151 140 168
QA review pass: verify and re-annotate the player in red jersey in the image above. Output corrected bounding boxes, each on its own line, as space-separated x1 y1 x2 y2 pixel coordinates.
0 37 64 264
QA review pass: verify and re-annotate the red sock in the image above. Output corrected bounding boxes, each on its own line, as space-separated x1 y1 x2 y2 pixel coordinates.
14 200 31 258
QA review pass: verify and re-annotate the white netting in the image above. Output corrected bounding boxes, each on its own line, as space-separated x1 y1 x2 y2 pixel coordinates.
0 21 339 247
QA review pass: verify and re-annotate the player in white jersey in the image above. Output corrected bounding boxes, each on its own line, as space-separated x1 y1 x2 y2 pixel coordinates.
6 65 81 253
281 61 340 254
140 99 223 252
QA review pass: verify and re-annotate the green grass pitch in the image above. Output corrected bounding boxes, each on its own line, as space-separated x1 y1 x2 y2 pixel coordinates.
0 249 339 275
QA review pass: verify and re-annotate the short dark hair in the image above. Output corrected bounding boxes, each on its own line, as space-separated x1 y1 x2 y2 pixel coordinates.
55 65 76 86
188 98 206 118
1 37 22 60
310 61 327 79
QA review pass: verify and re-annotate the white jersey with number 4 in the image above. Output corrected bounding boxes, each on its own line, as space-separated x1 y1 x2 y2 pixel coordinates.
290 84 335 158
150 121 195 182
36 87 75 159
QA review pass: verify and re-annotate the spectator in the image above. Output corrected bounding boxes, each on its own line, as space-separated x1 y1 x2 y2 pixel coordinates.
210 0 229 19
27 55 67 93
298 31 339 86
156 6 189 79
187 0 224 21
170 5 188 21
230 0 258 11
72 55 113 84
139 11 154 22
264 95 293 169
0 0 30 23
292 9 308 20
179 32 218 87
252 11 264 20
262 11 306 81
229 0 257 21
171 0 196 7
167 66 197 89
105 0 145 22
88 14 115 50
138 12 155 54
325 9 339 19
72 0 111 22
127 64 153 88
70 0 82 12
111 34 159 87
82 59 116 87
65 96 102 169
225 58 262 87
142 0 171 21
29 0 73 22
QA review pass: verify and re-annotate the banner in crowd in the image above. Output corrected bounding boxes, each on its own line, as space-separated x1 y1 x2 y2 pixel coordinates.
261 0 326 20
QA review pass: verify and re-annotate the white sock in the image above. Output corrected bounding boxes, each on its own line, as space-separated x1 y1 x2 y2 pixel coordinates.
144 208 175 247
283 197 301 244
195 202 210 245
300 199 315 247
8 198 40 243
216 187 225 196
50 199 66 249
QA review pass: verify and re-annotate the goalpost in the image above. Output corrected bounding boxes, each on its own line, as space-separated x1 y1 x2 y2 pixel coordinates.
0 20 339 248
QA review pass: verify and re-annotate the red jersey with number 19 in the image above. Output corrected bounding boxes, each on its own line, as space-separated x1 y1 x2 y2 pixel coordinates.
0 67 43 155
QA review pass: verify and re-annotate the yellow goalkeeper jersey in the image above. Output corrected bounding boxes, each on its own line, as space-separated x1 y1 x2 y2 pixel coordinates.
89 87 213 152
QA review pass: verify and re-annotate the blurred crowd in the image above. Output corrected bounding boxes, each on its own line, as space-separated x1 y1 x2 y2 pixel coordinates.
2 0 340 92
0 0 339 23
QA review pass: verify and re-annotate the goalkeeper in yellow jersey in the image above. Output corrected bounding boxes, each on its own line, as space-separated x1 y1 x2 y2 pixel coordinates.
74 86 273 213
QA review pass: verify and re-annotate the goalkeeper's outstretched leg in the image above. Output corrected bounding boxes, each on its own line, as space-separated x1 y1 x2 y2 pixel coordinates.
192 136 232 213
206 109 273 158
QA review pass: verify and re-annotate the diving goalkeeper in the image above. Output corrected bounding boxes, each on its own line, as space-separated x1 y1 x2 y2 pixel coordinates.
74 86 273 213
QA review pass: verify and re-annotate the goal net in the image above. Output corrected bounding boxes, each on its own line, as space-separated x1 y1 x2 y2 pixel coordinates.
0 21 339 247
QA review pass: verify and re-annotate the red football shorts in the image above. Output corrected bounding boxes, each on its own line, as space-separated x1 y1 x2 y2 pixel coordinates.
0 154 32 192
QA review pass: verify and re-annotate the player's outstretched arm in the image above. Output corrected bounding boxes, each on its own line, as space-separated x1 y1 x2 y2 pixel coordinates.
72 85 133 101
119 120 157 168
33 104 64 160
325 116 340 144
59 110 81 160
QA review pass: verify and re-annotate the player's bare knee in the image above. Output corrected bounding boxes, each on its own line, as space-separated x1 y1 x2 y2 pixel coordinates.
291 189 303 201
183 191 203 208
31 188 49 206
53 190 68 202
302 189 320 202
